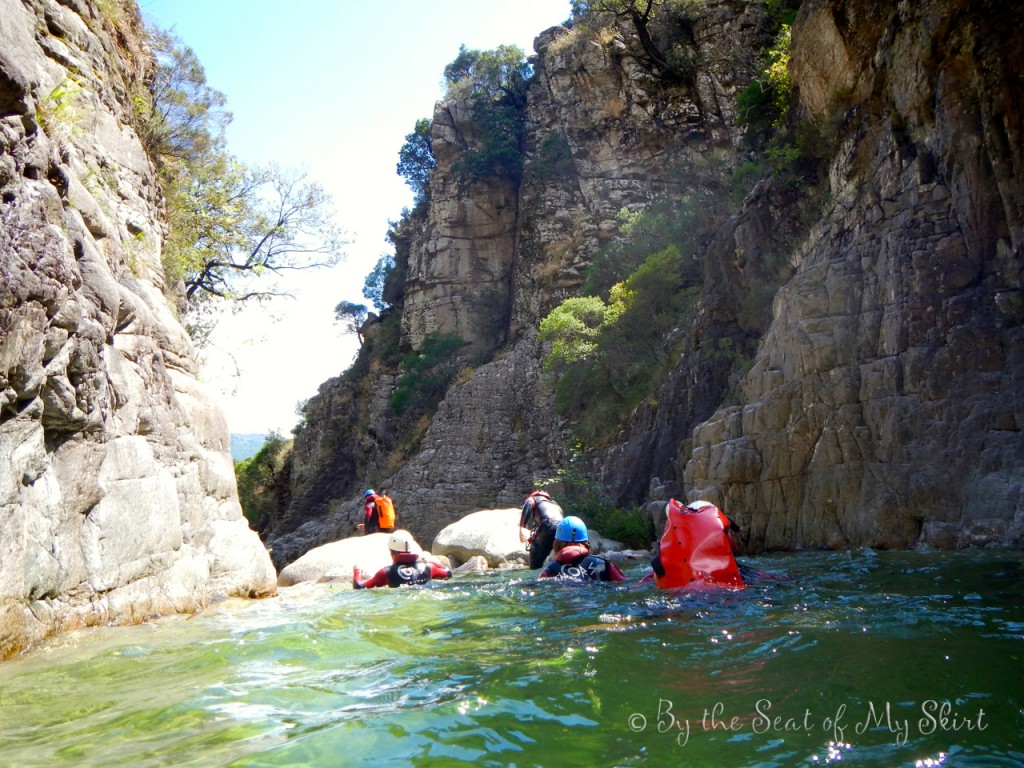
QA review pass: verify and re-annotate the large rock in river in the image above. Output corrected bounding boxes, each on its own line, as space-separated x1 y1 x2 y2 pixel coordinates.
431 508 528 568
277 533 394 587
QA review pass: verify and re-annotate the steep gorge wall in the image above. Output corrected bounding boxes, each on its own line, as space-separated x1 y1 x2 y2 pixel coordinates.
0 0 275 659
390 6 775 543
275 0 1021 562
271 0 773 556
686 0 1024 550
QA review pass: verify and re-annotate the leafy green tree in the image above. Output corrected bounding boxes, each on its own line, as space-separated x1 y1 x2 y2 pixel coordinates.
143 25 346 343
331 251 394 348
334 300 368 344
363 253 394 313
397 118 434 204
444 44 532 106
737 24 793 136
541 234 702 446
139 27 231 162
170 163 346 341
538 296 608 372
576 0 669 69
443 44 532 185
235 432 291 532
582 197 704 297
390 332 465 416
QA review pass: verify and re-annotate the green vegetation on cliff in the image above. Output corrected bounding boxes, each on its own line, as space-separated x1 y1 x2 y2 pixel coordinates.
397 117 435 205
443 44 532 185
539 199 709 447
235 433 292 532
391 332 466 417
138 27 345 343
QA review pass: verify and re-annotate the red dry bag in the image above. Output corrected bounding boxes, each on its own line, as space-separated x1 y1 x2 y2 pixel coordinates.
652 499 744 589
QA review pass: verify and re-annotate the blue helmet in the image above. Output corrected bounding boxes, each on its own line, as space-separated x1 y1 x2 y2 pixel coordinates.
364 489 375 498
555 516 588 543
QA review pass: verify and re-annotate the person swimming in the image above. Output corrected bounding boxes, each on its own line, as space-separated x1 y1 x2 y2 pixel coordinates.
352 530 452 589
538 516 627 583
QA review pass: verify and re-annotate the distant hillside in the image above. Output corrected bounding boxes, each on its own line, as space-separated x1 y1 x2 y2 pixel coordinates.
231 434 268 462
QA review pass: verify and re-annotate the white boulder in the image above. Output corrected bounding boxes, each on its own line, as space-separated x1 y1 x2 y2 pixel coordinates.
431 508 528 568
277 533 394 587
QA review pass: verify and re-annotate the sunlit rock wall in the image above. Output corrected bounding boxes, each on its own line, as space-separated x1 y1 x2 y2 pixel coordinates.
0 0 275 659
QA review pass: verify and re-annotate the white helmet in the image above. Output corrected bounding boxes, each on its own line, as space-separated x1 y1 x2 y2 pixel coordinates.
388 529 420 554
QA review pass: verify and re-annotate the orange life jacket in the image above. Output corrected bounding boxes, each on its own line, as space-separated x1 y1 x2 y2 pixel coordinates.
652 499 744 589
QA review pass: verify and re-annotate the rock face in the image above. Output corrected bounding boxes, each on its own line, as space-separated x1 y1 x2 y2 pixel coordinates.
400 99 520 358
686 0 1024 550
275 0 1022 561
0 0 275 659
272 1 772 556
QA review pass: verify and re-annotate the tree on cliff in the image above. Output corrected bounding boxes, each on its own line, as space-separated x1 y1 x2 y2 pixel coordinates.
397 117 434 205
334 301 368 344
333 252 395 346
443 44 531 184
141 27 345 342
540 200 705 446
572 0 669 70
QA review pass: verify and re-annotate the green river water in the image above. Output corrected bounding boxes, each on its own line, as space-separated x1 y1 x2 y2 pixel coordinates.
1 548 1021 767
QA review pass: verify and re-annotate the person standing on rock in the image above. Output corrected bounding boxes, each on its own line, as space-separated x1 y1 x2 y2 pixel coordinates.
352 530 452 589
519 489 564 568
357 489 396 535
539 516 627 583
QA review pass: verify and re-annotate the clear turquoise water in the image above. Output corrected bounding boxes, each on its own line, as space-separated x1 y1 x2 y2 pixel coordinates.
1 549 1021 767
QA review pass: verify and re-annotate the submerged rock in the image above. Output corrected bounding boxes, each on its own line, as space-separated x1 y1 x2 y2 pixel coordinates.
452 555 490 574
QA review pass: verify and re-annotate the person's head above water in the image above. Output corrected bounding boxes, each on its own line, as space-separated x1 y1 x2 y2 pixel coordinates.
554 516 588 543
388 529 421 554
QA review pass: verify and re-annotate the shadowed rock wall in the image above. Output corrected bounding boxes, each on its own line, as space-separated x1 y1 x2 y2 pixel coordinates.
685 0 1024 550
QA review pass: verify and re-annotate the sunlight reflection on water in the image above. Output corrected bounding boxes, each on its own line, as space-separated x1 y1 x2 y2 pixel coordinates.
0 549 1021 767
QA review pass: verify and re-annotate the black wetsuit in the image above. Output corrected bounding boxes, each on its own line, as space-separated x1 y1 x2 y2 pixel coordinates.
541 554 620 581
387 560 433 587
521 496 564 569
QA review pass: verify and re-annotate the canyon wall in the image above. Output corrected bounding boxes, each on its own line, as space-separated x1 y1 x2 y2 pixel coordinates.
272 0 1022 561
685 0 1024 550
0 0 275 659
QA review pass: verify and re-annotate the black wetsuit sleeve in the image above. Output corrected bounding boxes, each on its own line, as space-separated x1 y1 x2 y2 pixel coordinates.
520 500 533 529
651 553 665 579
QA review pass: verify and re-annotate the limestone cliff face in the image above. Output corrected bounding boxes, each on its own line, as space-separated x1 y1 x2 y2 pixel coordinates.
686 0 1024 550
274 0 1021 561
0 0 276 659
400 98 520 358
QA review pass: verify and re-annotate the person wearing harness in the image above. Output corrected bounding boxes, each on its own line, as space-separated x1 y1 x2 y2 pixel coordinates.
352 530 452 589
539 516 627 583
519 490 564 569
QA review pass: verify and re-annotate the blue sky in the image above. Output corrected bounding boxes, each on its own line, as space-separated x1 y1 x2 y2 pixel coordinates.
139 0 572 434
